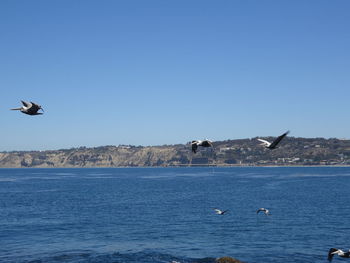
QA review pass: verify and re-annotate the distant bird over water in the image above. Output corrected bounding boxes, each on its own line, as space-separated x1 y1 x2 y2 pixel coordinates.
214 209 229 215
257 131 289 150
256 208 271 215
191 139 213 154
11 101 44 115
328 248 350 262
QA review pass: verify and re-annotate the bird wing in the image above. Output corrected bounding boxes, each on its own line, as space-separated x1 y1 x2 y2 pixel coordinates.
29 102 40 111
191 142 198 153
333 249 344 255
257 139 271 146
328 251 335 261
21 100 31 108
23 101 41 115
328 248 340 261
207 140 213 147
201 140 213 147
256 208 263 214
270 131 289 148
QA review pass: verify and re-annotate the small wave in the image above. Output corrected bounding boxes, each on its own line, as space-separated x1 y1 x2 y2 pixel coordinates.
6 251 217 263
0 177 18 182
35 189 59 193
141 172 218 179
83 176 116 180
53 173 77 176
0 175 77 182
289 172 350 178
23 176 71 181
87 173 113 176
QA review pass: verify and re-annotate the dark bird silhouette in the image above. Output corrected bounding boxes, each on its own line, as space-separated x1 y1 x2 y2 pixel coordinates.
256 208 271 215
257 131 289 149
191 139 213 154
328 248 350 262
11 101 44 115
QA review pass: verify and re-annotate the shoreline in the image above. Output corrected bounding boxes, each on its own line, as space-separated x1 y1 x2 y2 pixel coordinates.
1 164 350 169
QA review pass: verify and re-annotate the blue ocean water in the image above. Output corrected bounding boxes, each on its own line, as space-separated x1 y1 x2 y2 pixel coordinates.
0 167 349 263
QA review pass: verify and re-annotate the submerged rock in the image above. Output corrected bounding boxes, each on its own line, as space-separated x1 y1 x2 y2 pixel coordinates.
216 256 245 263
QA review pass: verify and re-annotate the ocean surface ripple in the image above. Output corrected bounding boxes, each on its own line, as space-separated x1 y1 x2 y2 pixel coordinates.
1 167 350 263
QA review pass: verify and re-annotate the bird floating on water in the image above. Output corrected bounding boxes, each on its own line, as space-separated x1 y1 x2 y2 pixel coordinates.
328 248 350 262
191 139 213 154
256 208 271 215
257 131 289 150
11 101 44 115
214 209 229 215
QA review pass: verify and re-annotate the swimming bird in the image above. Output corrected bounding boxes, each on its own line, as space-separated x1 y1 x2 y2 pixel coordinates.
257 131 289 150
214 209 229 215
11 101 44 115
328 248 350 262
256 208 271 215
191 139 213 154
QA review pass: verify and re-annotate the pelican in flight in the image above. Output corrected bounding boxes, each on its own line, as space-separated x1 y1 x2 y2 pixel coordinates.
328 248 350 262
256 208 271 215
214 209 229 215
257 131 289 150
191 139 213 154
11 101 44 115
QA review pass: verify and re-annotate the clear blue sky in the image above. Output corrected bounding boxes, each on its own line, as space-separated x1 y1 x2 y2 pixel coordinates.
1 0 350 151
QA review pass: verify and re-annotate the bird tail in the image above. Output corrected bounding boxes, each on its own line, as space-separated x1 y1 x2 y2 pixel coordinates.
10 108 22 110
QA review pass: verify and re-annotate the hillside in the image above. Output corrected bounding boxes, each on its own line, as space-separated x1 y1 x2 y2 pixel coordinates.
1 137 350 168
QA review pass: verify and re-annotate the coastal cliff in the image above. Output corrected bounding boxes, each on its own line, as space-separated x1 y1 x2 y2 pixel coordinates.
1 137 350 168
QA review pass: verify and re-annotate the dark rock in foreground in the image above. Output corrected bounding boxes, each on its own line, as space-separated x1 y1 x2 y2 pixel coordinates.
190 256 244 263
216 256 245 263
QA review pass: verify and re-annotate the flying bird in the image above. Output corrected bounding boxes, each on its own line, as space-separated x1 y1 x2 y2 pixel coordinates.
11 101 44 115
256 208 271 215
191 139 213 154
257 131 289 150
214 209 229 215
328 248 350 262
